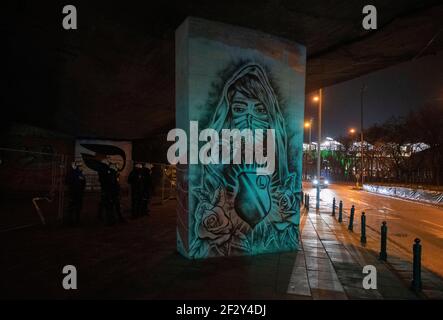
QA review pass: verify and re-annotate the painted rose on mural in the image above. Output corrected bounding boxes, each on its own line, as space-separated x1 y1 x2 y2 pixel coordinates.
191 186 251 257
189 63 300 258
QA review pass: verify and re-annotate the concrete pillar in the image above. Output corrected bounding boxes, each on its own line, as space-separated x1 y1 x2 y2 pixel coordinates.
175 17 306 258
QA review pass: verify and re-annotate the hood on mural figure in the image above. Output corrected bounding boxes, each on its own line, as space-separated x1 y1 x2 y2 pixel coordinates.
203 63 289 188
208 63 288 180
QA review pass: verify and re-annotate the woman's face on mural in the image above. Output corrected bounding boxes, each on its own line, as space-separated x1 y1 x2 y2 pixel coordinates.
230 91 269 130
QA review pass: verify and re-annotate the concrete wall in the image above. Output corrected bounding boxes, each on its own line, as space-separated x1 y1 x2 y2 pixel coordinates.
176 17 306 258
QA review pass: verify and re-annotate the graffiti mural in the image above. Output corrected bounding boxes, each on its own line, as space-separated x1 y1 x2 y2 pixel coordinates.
75 140 132 190
189 63 299 258
176 17 306 259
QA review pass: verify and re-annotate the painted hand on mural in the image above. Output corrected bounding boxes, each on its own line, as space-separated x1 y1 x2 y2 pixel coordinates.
233 170 271 228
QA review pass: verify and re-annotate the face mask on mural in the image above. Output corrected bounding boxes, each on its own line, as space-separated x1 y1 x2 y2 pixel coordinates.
230 91 269 131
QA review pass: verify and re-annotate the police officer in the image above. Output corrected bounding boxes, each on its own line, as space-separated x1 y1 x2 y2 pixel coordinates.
97 162 124 225
141 163 153 216
97 162 109 223
65 161 86 226
108 163 125 224
128 163 144 218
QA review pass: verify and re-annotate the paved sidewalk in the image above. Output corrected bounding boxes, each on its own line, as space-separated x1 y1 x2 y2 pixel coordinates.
3 194 442 299
288 193 443 299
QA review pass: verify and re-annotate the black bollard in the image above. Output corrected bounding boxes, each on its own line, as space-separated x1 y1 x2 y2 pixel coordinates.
332 197 336 216
301 191 304 204
411 238 422 291
361 212 367 244
348 205 355 231
379 221 388 261
306 195 310 211
338 201 343 223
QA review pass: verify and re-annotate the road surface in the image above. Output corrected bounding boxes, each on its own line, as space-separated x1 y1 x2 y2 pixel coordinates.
303 182 443 278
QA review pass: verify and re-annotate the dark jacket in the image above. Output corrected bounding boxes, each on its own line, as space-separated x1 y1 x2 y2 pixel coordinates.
128 168 144 193
98 166 120 196
66 167 86 194
142 168 152 197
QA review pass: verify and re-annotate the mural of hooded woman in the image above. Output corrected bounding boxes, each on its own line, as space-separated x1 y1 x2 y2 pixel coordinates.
189 63 300 258
198 63 291 226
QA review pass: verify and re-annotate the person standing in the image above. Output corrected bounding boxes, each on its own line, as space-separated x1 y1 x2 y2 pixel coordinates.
97 162 113 225
97 162 124 225
128 163 144 218
65 161 86 226
97 162 110 223
142 163 153 216
108 163 125 223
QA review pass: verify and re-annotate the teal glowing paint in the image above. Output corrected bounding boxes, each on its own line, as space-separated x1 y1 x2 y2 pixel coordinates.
176 17 306 258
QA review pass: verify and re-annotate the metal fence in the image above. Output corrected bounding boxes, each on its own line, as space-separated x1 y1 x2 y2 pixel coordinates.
140 162 176 204
0 148 177 232
0 147 67 232
159 163 176 203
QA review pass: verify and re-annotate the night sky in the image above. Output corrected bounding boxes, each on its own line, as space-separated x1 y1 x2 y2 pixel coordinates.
304 50 443 141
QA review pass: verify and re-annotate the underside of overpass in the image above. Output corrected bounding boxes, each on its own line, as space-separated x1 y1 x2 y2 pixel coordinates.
5 0 443 139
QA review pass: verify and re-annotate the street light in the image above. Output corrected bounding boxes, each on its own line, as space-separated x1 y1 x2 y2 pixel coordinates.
348 128 358 187
304 119 313 149
304 119 313 180
312 91 322 210
360 85 367 188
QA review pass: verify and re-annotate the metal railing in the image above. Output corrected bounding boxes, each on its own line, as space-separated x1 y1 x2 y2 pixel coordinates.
0 147 67 230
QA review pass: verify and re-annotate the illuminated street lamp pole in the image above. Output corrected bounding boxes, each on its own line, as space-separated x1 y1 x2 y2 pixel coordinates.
360 85 367 188
313 91 322 210
304 119 313 150
349 128 357 186
304 119 313 180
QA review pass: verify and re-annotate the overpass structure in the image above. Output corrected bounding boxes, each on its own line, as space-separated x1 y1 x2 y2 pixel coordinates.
5 1 443 139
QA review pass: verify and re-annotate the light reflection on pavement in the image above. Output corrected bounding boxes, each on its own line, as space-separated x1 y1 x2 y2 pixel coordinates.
303 182 443 277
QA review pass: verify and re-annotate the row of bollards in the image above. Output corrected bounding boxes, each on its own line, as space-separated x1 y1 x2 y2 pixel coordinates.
330 196 422 291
